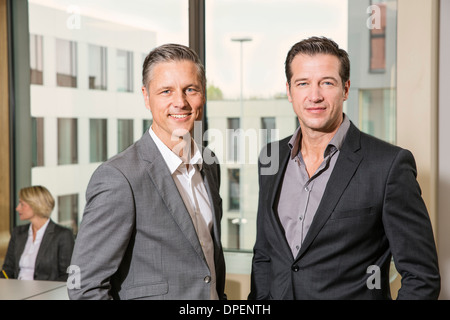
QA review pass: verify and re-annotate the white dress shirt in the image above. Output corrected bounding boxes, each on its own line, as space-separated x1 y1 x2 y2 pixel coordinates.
149 128 218 299
18 219 50 280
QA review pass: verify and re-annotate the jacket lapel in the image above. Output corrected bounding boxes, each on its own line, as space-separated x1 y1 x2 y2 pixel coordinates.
137 133 206 262
295 123 363 261
35 220 55 269
14 225 29 275
200 163 221 246
268 139 296 259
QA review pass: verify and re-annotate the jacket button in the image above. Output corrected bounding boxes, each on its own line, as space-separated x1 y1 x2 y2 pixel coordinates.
291 265 300 272
204 276 211 283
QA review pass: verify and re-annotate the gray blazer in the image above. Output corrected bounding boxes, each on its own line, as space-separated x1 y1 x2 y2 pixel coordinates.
68 132 226 300
1 220 74 281
249 121 440 299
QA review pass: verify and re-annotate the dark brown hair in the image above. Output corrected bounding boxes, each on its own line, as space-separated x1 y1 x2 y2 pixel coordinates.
285 36 350 88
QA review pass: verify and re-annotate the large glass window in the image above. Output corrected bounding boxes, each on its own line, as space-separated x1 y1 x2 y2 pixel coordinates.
16 0 397 293
22 0 188 232
205 0 397 257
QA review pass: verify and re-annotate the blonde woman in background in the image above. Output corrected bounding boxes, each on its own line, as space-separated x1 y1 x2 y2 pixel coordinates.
1 186 74 281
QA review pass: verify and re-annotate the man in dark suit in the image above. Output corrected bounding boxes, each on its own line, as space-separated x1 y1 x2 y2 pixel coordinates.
68 44 226 300
249 36 440 299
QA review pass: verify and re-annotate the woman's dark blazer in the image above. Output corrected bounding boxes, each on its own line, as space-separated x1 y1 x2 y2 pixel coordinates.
1 219 74 281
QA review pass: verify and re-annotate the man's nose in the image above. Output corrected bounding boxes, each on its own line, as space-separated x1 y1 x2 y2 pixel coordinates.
172 90 188 108
308 85 324 103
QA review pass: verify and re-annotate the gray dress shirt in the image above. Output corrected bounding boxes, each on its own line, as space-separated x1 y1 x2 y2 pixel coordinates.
278 115 350 258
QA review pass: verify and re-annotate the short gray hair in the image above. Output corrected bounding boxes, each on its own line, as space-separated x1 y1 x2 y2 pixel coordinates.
142 43 206 92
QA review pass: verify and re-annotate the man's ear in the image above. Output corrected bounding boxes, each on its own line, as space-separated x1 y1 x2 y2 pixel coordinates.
343 80 350 101
286 82 292 103
142 86 151 111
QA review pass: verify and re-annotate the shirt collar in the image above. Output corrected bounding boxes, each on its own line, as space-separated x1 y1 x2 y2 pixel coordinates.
28 218 50 240
288 113 350 159
149 127 203 174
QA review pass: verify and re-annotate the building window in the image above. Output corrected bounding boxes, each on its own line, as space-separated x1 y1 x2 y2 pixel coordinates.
143 119 153 133
227 118 240 162
58 118 78 165
56 38 77 88
32 117 44 167
261 117 276 145
369 0 387 72
228 168 240 211
118 119 134 153
117 49 133 92
89 44 107 90
227 218 240 249
58 194 79 235
359 88 396 144
30 34 43 85
90 119 108 163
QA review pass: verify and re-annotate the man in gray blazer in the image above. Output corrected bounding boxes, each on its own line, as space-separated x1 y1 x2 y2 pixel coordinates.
249 37 440 299
68 44 226 300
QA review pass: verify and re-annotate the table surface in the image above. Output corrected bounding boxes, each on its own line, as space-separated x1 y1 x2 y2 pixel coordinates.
0 278 68 300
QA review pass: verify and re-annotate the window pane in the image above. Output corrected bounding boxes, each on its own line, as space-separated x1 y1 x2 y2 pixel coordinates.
58 194 79 235
89 44 107 90
369 1 387 72
206 0 397 253
90 119 107 163
58 118 78 165
227 118 240 162
360 89 396 144
118 119 134 153
348 0 397 142
228 168 240 211
56 38 77 88
261 117 276 145
117 49 133 92
143 119 153 133
227 218 240 249
32 117 44 167
30 34 43 85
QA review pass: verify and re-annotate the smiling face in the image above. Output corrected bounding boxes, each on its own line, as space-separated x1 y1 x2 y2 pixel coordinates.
142 60 205 150
287 53 350 137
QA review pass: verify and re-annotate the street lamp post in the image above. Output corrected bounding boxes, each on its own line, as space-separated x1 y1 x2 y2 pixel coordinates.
231 37 252 104
231 37 252 249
